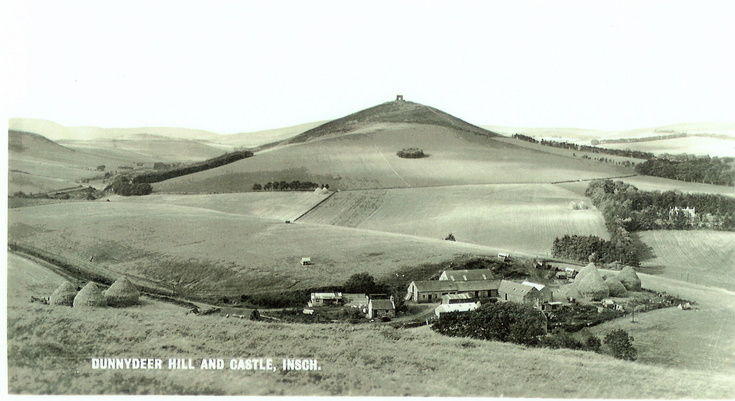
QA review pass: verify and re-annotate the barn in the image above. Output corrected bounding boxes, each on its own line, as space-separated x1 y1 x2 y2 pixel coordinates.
498 280 543 306
405 280 501 303
367 298 395 319
439 269 495 282
521 281 553 302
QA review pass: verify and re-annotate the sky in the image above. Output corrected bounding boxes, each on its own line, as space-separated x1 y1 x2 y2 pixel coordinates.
3 0 735 134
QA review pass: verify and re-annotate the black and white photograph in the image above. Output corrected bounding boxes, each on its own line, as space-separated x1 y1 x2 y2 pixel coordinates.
3 0 735 397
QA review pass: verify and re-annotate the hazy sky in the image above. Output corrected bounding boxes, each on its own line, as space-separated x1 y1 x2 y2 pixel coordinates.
4 0 735 133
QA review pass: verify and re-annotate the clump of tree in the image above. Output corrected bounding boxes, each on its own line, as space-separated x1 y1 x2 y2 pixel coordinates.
444 233 456 241
552 234 639 266
106 175 152 196
432 302 548 346
132 150 254 184
397 148 427 159
603 329 637 361
634 157 734 186
253 181 326 191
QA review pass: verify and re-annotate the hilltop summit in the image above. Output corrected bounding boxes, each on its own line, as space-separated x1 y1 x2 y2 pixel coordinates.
286 98 498 144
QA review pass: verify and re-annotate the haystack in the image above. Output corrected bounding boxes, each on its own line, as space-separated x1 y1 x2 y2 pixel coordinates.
574 263 598 284
577 268 609 301
617 266 642 291
49 281 77 306
73 282 107 308
105 277 140 307
605 276 628 297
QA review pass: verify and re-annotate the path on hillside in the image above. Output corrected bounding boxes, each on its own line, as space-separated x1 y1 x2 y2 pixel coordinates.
370 136 411 187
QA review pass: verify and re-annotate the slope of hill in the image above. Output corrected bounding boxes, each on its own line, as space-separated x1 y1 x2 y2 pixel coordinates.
153 100 632 193
287 100 498 144
215 121 327 148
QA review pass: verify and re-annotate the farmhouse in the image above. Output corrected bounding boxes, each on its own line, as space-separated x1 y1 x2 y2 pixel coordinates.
439 269 494 281
367 296 395 319
521 281 553 302
498 280 543 306
405 280 501 303
308 292 342 307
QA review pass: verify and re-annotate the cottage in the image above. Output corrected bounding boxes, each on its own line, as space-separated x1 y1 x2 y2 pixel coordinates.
308 292 342 307
300 257 312 266
521 281 553 302
439 269 494 282
435 302 479 318
405 280 501 303
367 298 395 319
498 280 543 306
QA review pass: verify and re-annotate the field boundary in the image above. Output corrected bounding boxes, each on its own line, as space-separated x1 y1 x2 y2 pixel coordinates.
292 191 337 221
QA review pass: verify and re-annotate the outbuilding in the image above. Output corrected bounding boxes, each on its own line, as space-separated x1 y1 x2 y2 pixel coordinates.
498 280 543 306
405 280 501 303
367 298 395 319
308 292 342 307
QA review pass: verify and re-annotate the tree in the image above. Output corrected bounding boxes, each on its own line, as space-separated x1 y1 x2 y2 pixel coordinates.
445 233 456 241
252 183 262 191
96 165 106 171
604 329 637 361
343 273 377 294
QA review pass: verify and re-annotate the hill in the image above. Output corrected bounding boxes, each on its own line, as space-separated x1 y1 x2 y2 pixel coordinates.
153 100 632 193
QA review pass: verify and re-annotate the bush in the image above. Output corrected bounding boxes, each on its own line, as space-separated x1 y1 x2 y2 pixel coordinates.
604 329 637 361
539 329 584 350
397 148 427 159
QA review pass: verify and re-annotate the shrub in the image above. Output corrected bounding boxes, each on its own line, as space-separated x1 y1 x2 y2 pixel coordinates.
604 329 637 361
539 329 583 350
397 148 427 159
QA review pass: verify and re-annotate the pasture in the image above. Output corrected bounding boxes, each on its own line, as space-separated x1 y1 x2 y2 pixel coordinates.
602 136 735 158
153 124 631 193
301 184 609 256
557 175 735 198
7 202 504 299
637 230 735 292
6 256 735 397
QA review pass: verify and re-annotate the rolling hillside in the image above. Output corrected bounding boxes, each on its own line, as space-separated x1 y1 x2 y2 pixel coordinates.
153 100 632 193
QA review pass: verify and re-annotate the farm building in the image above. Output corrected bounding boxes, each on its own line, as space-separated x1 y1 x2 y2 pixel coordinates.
439 269 494 281
441 293 473 304
540 301 563 312
343 293 368 306
405 280 501 303
521 281 553 302
308 292 343 307
497 253 510 262
367 298 395 319
300 257 312 265
498 280 543 306
435 301 480 318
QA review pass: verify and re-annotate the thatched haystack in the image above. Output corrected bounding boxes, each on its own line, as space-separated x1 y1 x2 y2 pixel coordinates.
105 277 140 307
73 282 107 308
577 268 609 301
574 263 598 284
49 281 77 306
617 266 642 291
605 276 628 297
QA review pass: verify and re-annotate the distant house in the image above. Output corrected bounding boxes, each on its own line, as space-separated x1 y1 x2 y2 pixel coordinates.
439 269 494 282
405 280 501 303
367 297 395 319
435 301 479 318
300 257 312 266
308 292 342 307
669 206 696 222
498 253 510 262
498 280 543 306
521 281 553 302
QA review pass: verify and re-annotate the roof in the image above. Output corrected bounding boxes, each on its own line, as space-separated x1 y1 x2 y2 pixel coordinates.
499 280 539 297
411 280 501 293
521 281 547 291
443 293 472 301
435 303 479 314
370 299 395 310
441 269 494 281
311 292 342 299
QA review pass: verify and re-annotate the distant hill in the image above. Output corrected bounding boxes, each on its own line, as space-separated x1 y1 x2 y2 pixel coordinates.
287 100 498 145
154 99 630 193
216 121 327 148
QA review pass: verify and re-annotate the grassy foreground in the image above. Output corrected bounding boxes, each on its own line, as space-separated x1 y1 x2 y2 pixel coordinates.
7 252 733 397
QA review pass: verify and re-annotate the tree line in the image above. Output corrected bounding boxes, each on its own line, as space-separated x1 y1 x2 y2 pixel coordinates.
252 181 328 191
131 150 254 184
512 134 654 159
634 157 734 186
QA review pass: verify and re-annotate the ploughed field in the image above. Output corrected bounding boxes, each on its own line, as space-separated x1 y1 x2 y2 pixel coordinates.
299 184 609 256
8 201 507 299
153 124 631 193
637 230 735 291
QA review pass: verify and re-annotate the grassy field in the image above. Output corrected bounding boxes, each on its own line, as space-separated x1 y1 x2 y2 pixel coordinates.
114 191 332 222
7 254 735 397
557 175 735 198
7 201 507 299
153 124 631 193
602 136 735 157
300 184 608 256
636 230 735 291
